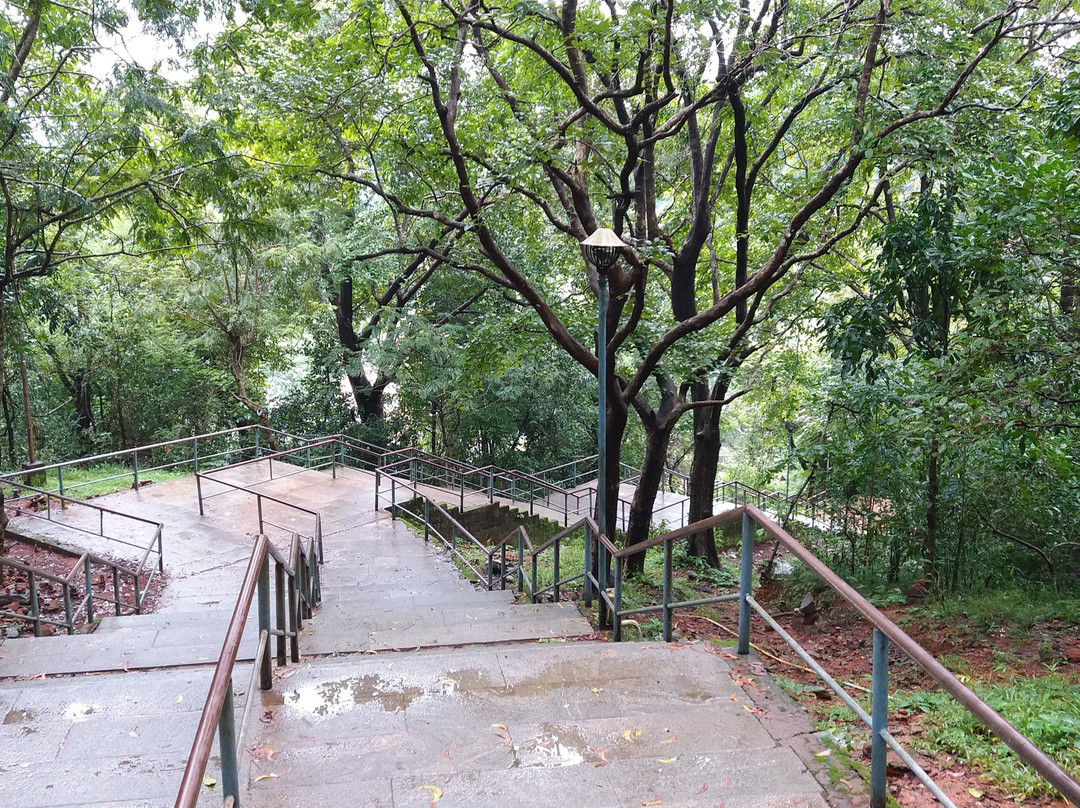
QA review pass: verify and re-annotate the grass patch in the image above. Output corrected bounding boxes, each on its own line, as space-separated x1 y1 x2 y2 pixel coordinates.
4 461 192 502
913 586 1080 633
893 676 1080 799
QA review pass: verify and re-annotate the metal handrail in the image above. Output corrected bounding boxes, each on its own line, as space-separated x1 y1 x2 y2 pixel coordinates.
526 505 1079 808
175 531 319 808
195 470 324 562
3 482 164 571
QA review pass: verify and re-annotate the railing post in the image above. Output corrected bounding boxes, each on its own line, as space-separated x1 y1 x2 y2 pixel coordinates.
193 437 199 473
583 523 593 606
275 562 287 666
530 552 538 604
316 513 323 563
517 532 525 594
738 512 754 655
157 527 164 572
197 474 205 516
424 499 430 542
132 449 139 489
84 556 95 624
63 583 74 635
29 570 40 636
553 540 561 602
460 471 465 511
58 466 65 508
218 679 240 806
374 469 380 510
489 470 494 503
255 428 261 458
257 496 265 534
258 555 272 690
871 628 890 808
112 567 121 616
598 541 609 630
288 558 300 662
612 555 623 642
662 540 672 641
133 570 142 613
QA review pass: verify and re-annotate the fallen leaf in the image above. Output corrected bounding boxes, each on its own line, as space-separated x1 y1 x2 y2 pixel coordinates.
968 788 985 799
642 796 662 806
698 783 708 793
839 779 853 789
254 769 291 782
591 687 603 693
128 730 138 738
742 705 765 716
443 749 451 759
623 728 643 742
588 745 610 766
202 774 216 789
661 734 677 744
814 749 832 758
496 732 511 741
492 723 507 730
418 785 444 806
725 778 733 787
657 757 678 763
729 694 739 702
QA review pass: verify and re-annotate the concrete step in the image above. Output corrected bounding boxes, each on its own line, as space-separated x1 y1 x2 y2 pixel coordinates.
240 641 829 808
94 608 246 634
302 601 592 654
0 664 250 807
0 614 260 678
317 587 515 609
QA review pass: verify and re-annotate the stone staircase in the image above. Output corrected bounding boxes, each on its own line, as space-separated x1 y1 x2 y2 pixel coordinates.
0 461 840 808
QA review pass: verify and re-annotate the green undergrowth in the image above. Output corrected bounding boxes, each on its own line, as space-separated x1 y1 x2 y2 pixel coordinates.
779 673 1080 801
894 677 1080 800
910 586 1080 634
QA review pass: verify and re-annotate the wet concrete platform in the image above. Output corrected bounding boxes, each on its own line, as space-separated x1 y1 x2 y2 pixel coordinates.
1 461 846 807
243 642 831 808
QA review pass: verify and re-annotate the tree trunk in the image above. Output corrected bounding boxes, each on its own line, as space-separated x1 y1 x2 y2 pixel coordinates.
624 420 674 576
686 381 723 566
925 436 939 582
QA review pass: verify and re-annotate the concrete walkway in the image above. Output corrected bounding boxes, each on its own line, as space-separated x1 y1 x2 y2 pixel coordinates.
0 462 847 808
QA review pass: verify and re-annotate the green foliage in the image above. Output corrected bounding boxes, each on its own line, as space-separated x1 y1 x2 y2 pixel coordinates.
895 679 1080 799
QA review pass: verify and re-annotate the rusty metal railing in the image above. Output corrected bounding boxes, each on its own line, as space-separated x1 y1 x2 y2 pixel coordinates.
174 530 319 808
194 460 324 564
550 504 1080 808
374 473 492 584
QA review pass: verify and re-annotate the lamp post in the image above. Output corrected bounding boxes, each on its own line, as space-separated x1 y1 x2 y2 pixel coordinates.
580 227 628 590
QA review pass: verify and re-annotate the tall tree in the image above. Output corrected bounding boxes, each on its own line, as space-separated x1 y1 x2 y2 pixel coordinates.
204 0 1079 570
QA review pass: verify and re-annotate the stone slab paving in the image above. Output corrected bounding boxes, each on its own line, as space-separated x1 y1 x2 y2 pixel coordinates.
0 461 850 808
242 642 831 808
0 664 250 807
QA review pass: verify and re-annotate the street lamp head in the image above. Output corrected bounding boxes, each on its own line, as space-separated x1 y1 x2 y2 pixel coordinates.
581 227 628 273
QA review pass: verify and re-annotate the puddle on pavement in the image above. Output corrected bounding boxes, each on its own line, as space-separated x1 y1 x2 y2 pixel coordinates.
3 708 36 725
510 722 592 768
285 668 495 720
60 702 99 721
